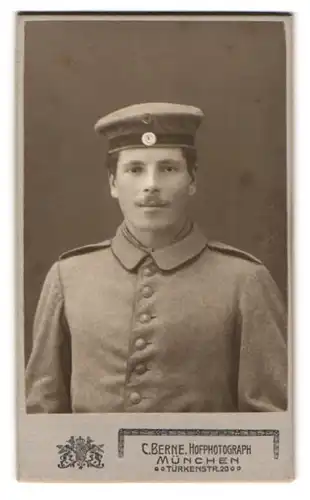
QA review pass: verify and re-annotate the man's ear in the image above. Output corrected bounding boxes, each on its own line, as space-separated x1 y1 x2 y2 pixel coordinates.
108 173 118 199
188 168 197 196
188 182 196 196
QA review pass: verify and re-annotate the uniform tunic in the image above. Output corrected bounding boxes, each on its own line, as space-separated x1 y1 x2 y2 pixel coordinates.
25 223 287 413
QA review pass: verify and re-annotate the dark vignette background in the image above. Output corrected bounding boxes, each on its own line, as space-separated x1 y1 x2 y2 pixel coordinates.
24 19 287 362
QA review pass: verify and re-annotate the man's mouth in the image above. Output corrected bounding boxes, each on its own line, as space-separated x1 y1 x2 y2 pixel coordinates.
136 200 168 208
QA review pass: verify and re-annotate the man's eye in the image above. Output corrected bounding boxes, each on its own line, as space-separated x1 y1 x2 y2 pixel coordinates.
128 165 143 174
161 164 178 172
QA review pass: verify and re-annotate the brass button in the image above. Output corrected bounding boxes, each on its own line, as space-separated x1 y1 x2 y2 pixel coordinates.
135 338 146 350
142 286 153 298
139 313 151 324
142 266 155 277
129 392 141 404
135 363 147 375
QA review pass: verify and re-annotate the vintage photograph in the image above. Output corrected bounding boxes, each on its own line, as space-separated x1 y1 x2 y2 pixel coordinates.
18 13 293 481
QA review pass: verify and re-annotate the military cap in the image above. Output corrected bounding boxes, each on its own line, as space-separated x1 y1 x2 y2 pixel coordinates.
94 102 204 154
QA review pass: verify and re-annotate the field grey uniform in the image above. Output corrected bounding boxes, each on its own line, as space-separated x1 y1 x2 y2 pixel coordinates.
25 102 287 413
26 222 287 413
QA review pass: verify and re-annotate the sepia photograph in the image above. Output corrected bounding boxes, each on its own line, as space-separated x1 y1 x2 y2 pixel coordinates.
17 12 293 481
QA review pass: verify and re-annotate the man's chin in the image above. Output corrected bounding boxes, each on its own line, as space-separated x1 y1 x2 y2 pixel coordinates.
129 220 174 232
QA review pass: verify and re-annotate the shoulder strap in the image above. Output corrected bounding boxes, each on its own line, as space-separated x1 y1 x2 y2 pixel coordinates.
207 241 262 264
59 240 111 260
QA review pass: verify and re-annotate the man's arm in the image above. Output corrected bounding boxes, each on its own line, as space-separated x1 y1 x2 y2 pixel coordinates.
25 262 72 413
237 265 288 412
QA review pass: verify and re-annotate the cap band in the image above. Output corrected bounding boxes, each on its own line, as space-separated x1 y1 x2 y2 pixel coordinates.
108 133 195 153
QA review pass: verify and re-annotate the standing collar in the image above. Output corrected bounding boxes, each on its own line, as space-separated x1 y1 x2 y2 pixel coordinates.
111 222 208 271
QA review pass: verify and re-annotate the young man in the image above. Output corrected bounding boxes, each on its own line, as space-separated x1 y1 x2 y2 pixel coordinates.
25 102 287 413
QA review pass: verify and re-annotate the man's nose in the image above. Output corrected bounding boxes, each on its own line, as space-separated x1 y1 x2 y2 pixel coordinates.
142 168 160 192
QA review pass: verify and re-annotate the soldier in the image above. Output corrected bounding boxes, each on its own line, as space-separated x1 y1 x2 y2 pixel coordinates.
25 102 287 413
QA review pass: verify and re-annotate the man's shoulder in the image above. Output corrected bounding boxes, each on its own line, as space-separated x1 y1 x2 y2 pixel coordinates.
59 240 112 262
206 240 262 265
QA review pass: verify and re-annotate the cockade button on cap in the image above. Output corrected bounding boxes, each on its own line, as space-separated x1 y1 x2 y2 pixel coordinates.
135 363 147 375
139 313 151 324
135 338 147 350
141 286 153 298
129 392 141 404
141 131 157 146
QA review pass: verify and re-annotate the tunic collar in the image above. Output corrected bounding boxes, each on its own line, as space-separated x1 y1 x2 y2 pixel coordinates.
111 221 208 271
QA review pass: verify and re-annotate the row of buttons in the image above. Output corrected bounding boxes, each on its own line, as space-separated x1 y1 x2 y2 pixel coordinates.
128 261 156 405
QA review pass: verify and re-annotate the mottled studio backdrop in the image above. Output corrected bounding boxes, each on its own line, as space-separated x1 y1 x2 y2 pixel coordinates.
23 18 287 362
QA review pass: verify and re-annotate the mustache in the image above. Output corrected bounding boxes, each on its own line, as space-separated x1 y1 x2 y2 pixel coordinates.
135 195 169 207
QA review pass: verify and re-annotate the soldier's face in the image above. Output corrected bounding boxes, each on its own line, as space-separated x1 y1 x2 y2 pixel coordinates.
109 147 196 231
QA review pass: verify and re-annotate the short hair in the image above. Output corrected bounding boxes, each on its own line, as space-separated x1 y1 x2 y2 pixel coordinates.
106 147 198 180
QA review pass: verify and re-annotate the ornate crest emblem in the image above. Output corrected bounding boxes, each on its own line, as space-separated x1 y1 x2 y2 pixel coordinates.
57 436 104 469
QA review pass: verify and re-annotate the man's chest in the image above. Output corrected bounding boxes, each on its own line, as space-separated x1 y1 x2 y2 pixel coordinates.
62 255 239 360
59 251 244 411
